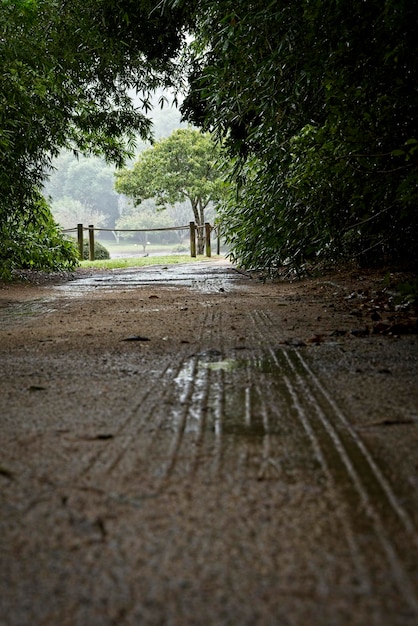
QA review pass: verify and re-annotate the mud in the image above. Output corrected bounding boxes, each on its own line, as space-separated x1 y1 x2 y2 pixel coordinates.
0 259 417 625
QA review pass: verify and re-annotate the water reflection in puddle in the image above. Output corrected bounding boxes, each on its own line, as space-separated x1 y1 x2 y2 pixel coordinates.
172 353 283 439
162 351 301 484
56 264 244 294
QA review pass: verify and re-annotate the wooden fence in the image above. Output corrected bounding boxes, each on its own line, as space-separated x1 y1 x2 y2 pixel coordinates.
62 222 219 261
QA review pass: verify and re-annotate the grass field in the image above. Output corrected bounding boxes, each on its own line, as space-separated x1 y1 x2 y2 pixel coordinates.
79 255 221 270
103 242 190 256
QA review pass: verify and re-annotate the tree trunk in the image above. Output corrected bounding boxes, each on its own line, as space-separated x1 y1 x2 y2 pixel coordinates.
191 198 205 255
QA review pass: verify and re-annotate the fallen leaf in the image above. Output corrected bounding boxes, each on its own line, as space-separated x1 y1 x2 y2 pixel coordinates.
0 466 14 480
307 334 325 344
361 418 416 428
87 434 115 441
121 335 150 342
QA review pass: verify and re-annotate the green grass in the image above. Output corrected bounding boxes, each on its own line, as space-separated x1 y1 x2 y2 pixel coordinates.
103 242 189 255
79 255 219 270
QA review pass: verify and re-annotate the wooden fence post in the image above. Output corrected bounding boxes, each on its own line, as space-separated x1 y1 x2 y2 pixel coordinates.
216 226 221 255
205 222 211 258
190 222 196 257
77 223 83 260
88 225 95 261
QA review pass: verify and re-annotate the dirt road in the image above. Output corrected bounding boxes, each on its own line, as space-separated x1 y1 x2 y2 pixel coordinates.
1 260 417 625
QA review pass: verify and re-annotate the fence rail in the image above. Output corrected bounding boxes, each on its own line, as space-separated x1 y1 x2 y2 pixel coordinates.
63 222 219 261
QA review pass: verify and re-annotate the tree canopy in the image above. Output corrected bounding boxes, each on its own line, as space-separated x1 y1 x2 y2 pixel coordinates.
0 0 190 277
177 0 418 271
114 129 223 253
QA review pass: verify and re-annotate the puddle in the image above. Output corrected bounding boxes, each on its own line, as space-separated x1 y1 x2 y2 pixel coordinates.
203 358 241 372
55 263 245 294
172 352 284 439
0 298 58 328
0 263 247 328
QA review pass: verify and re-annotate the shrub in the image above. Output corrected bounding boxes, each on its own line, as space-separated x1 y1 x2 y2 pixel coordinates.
0 193 79 281
82 240 110 260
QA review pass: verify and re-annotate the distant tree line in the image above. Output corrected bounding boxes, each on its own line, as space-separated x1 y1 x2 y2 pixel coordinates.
43 92 188 235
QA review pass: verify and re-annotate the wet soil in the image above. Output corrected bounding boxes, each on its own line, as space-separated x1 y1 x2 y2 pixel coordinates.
1 259 417 625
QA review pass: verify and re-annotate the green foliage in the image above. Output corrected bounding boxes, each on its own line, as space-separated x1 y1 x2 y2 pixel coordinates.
82 240 110 261
115 129 223 208
0 193 78 280
0 0 189 272
115 128 223 252
6 0 417 274
177 0 418 272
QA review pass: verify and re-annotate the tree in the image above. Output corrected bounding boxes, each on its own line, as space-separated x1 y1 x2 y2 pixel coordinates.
175 0 418 271
43 89 188 232
116 201 175 251
49 197 107 231
0 0 191 276
7 0 416 274
114 129 223 254
44 152 120 227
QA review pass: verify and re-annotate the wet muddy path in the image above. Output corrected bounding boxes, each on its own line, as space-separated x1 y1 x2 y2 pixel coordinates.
1 261 417 625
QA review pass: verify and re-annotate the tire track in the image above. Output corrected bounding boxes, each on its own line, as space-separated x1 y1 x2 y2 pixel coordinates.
292 347 418 548
254 309 418 548
79 359 178 479
154 322 292 482
146 306 376 599
250 309 418 611
78 308 216 484
155 309 221 485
